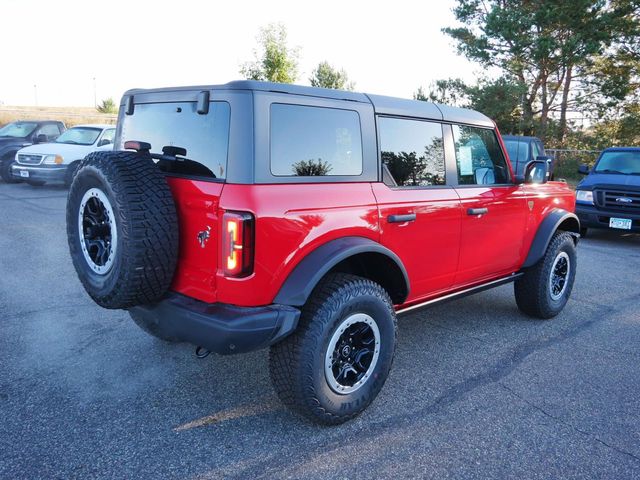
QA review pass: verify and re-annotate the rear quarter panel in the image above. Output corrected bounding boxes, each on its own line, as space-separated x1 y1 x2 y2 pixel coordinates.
217 183 380 306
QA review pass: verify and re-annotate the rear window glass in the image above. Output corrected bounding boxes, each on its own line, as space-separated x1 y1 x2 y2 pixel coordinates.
270 104 363 177
120 101 230 179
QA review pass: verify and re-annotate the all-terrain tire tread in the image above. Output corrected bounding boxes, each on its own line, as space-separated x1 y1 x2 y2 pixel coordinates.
269 273 396 425
66 150 179 309
514 232 576 319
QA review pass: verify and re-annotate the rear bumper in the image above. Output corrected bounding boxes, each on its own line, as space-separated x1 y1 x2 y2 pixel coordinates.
129 293 300 355
11 164 67 182
576 203 640 232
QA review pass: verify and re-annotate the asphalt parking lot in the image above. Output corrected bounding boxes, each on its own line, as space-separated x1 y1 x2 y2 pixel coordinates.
1 182 640 479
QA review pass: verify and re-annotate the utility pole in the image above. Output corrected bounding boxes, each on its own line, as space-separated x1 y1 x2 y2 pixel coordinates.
93 77 97 108
34 84 38 107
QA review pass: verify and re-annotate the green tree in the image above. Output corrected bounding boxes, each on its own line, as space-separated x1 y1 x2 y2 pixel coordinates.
96 98 117 114
415 76 527 134
443 0 639 142
414 79 467 105
309 61 354 90
465 77 528 134
292 158 332 176
240 23 299 83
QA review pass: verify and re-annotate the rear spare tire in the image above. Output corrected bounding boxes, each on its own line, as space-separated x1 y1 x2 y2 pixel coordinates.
66 150 179 309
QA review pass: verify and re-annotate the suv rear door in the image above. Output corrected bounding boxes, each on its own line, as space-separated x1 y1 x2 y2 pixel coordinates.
373 116 462 301
449 124 528 286
117 91 234 303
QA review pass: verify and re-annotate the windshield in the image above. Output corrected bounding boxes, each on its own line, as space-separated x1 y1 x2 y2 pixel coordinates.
0 122 38 138
55 127 102 145
504 139 529 164
594 151 640 175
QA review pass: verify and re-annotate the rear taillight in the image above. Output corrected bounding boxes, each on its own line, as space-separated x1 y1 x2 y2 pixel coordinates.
222 211 254 277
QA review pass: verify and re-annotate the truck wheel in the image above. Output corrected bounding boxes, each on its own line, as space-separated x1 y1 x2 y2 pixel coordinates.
66 150 179 309
65 161 81 187
269 273 397 425
0 158 20 183
514 232 577 319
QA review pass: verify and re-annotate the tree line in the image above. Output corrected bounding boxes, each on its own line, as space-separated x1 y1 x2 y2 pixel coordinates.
242 2 640 150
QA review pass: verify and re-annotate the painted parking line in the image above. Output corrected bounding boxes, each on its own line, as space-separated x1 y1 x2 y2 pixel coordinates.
174 399 282 431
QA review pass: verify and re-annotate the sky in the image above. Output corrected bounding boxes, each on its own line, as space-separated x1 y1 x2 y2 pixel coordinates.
1 0 479 107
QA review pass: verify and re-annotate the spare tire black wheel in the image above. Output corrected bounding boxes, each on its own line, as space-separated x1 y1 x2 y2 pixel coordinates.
66 150 179 309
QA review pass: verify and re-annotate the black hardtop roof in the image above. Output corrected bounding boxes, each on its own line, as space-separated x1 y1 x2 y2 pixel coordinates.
124 80 494 127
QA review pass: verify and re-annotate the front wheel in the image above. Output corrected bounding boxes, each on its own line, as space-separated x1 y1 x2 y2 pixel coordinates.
0 158 21 183
269 273 397 425
515 232 577 319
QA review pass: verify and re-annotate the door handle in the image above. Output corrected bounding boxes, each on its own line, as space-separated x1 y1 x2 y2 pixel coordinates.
388 213 416 223
467 207 488 216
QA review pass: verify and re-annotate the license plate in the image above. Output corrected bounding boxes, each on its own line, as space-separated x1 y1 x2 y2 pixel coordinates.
610 217 632 230
19 170 29 178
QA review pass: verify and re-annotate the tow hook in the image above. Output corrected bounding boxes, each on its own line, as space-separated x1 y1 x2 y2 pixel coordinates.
195 346 211 359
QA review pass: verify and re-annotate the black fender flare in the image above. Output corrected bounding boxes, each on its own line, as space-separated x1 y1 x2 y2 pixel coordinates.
273 236 410 306
522 209 580 268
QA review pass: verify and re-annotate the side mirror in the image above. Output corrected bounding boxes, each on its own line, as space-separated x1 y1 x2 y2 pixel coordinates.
578 164 590 175
536 155 552 162
35 134 48 144
97 138 112 147
516 160 548 184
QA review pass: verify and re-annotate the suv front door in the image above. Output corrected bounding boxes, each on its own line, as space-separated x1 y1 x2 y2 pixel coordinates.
449 124 528 286
373 117 462 302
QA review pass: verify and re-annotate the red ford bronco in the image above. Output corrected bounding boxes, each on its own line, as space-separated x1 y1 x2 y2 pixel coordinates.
66 81 579 424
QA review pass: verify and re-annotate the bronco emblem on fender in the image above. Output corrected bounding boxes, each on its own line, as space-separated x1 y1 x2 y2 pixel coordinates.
197 226 211 248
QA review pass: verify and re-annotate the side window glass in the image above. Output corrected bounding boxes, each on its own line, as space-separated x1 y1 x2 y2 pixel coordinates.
270 104 363 177
378 117 445 187
38 124 61 140
452 125 511 185
531 141 541 160
100 129 115 144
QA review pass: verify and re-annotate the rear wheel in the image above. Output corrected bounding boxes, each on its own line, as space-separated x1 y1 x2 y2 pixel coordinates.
269 273 397 425
66 150 179 309
515 232 577 319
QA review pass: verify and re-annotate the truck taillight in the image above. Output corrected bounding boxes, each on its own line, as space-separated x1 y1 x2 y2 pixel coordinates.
222 211 254 277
